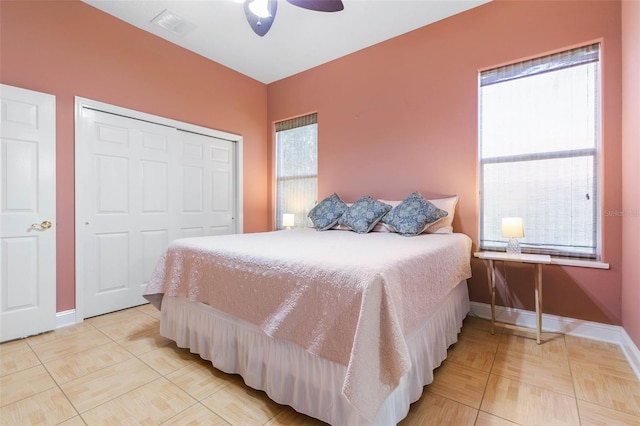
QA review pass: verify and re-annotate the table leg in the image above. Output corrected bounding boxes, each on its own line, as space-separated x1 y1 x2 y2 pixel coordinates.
535 263 542 344
485 259 496 335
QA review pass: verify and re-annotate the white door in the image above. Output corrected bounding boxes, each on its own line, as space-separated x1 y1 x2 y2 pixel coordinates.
0 84 56 342
178 130 236 237
77 108 179 318
77 106 237 318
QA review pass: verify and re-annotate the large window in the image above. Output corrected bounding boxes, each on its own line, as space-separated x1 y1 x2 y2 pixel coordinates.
275 113 318 229
479 43 601 259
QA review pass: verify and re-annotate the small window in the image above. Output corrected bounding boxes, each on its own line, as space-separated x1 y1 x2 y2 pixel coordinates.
274 113 318 229
479 43 601 259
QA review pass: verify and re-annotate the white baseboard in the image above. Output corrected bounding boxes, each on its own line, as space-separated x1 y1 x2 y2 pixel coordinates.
469 302 640 380
621 328 640 380
56 309 81 329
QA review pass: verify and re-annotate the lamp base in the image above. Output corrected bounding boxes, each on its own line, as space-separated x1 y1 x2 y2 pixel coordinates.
506 238 521 255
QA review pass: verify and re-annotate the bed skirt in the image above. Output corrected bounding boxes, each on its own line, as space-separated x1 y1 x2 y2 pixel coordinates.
160 280 469 425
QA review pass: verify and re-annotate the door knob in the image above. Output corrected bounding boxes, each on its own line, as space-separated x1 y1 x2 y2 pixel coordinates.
31 221 52 230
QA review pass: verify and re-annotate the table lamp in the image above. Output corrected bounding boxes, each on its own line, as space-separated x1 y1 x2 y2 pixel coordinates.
282 213 295 230
502 217 524 255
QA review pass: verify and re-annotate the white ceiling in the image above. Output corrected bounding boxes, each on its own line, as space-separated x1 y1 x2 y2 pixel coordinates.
82 0 490 84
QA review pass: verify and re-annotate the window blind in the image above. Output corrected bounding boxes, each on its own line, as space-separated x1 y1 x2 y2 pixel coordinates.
479 44 600 259
480 44 600 87
275 113 317 132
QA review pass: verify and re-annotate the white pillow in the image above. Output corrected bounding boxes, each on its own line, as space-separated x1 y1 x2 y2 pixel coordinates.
424 196 458 234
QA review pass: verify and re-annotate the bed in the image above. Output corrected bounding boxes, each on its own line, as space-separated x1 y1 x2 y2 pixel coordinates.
144 228 472 425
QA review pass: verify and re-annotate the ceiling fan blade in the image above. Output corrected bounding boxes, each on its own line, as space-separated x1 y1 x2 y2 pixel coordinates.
286 0 344 12
244 0 278 37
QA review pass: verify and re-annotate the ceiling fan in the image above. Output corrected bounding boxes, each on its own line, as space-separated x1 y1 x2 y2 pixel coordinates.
244 0 344 37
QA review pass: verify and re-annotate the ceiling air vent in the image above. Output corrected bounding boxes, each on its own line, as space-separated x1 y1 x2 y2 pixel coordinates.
151 9 196 36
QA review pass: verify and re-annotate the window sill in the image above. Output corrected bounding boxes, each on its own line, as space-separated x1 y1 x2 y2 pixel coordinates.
549 257 610 269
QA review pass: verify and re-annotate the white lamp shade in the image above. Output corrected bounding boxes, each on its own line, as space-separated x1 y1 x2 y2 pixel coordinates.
282 213 295 228
248 0 271 18
501 217 524 238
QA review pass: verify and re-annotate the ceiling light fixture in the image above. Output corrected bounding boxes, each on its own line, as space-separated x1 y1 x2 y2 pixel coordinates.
243 0 343 37
243 0 277 36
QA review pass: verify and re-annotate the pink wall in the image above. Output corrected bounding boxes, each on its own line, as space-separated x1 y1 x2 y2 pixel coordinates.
621 0 640 347
0 0 269 312
267 0 625 324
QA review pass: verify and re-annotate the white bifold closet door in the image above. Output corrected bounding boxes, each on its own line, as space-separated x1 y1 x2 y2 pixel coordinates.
77 107 237 318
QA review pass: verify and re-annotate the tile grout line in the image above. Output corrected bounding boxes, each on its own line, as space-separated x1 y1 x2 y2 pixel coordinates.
53 314 156 421
474 325 529 426
470 323 502 424
479 327 579 425
566 340 640 420
564 334 584 425
13 344 83 424
89 313 223 425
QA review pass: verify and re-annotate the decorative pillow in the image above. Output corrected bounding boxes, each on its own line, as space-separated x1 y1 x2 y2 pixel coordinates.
307 193 347 231
381 192 448 236
382 194 458 234
424 196 458 234
338 196 392 234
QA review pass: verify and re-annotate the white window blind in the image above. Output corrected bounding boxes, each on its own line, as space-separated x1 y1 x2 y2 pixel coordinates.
275 113 318 229
479 43 600 259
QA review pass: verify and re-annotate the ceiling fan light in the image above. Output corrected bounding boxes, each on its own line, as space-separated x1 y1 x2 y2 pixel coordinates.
248 0 271 18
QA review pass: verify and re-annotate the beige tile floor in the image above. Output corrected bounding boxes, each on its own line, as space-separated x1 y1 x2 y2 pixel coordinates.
1 305 639 425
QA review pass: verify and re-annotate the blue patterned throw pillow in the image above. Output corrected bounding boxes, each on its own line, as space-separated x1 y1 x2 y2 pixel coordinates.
382 192 448 236
338 195 392 234
308 193 348 231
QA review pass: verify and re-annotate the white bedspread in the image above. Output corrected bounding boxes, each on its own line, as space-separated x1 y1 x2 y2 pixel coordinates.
144 229 472 420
